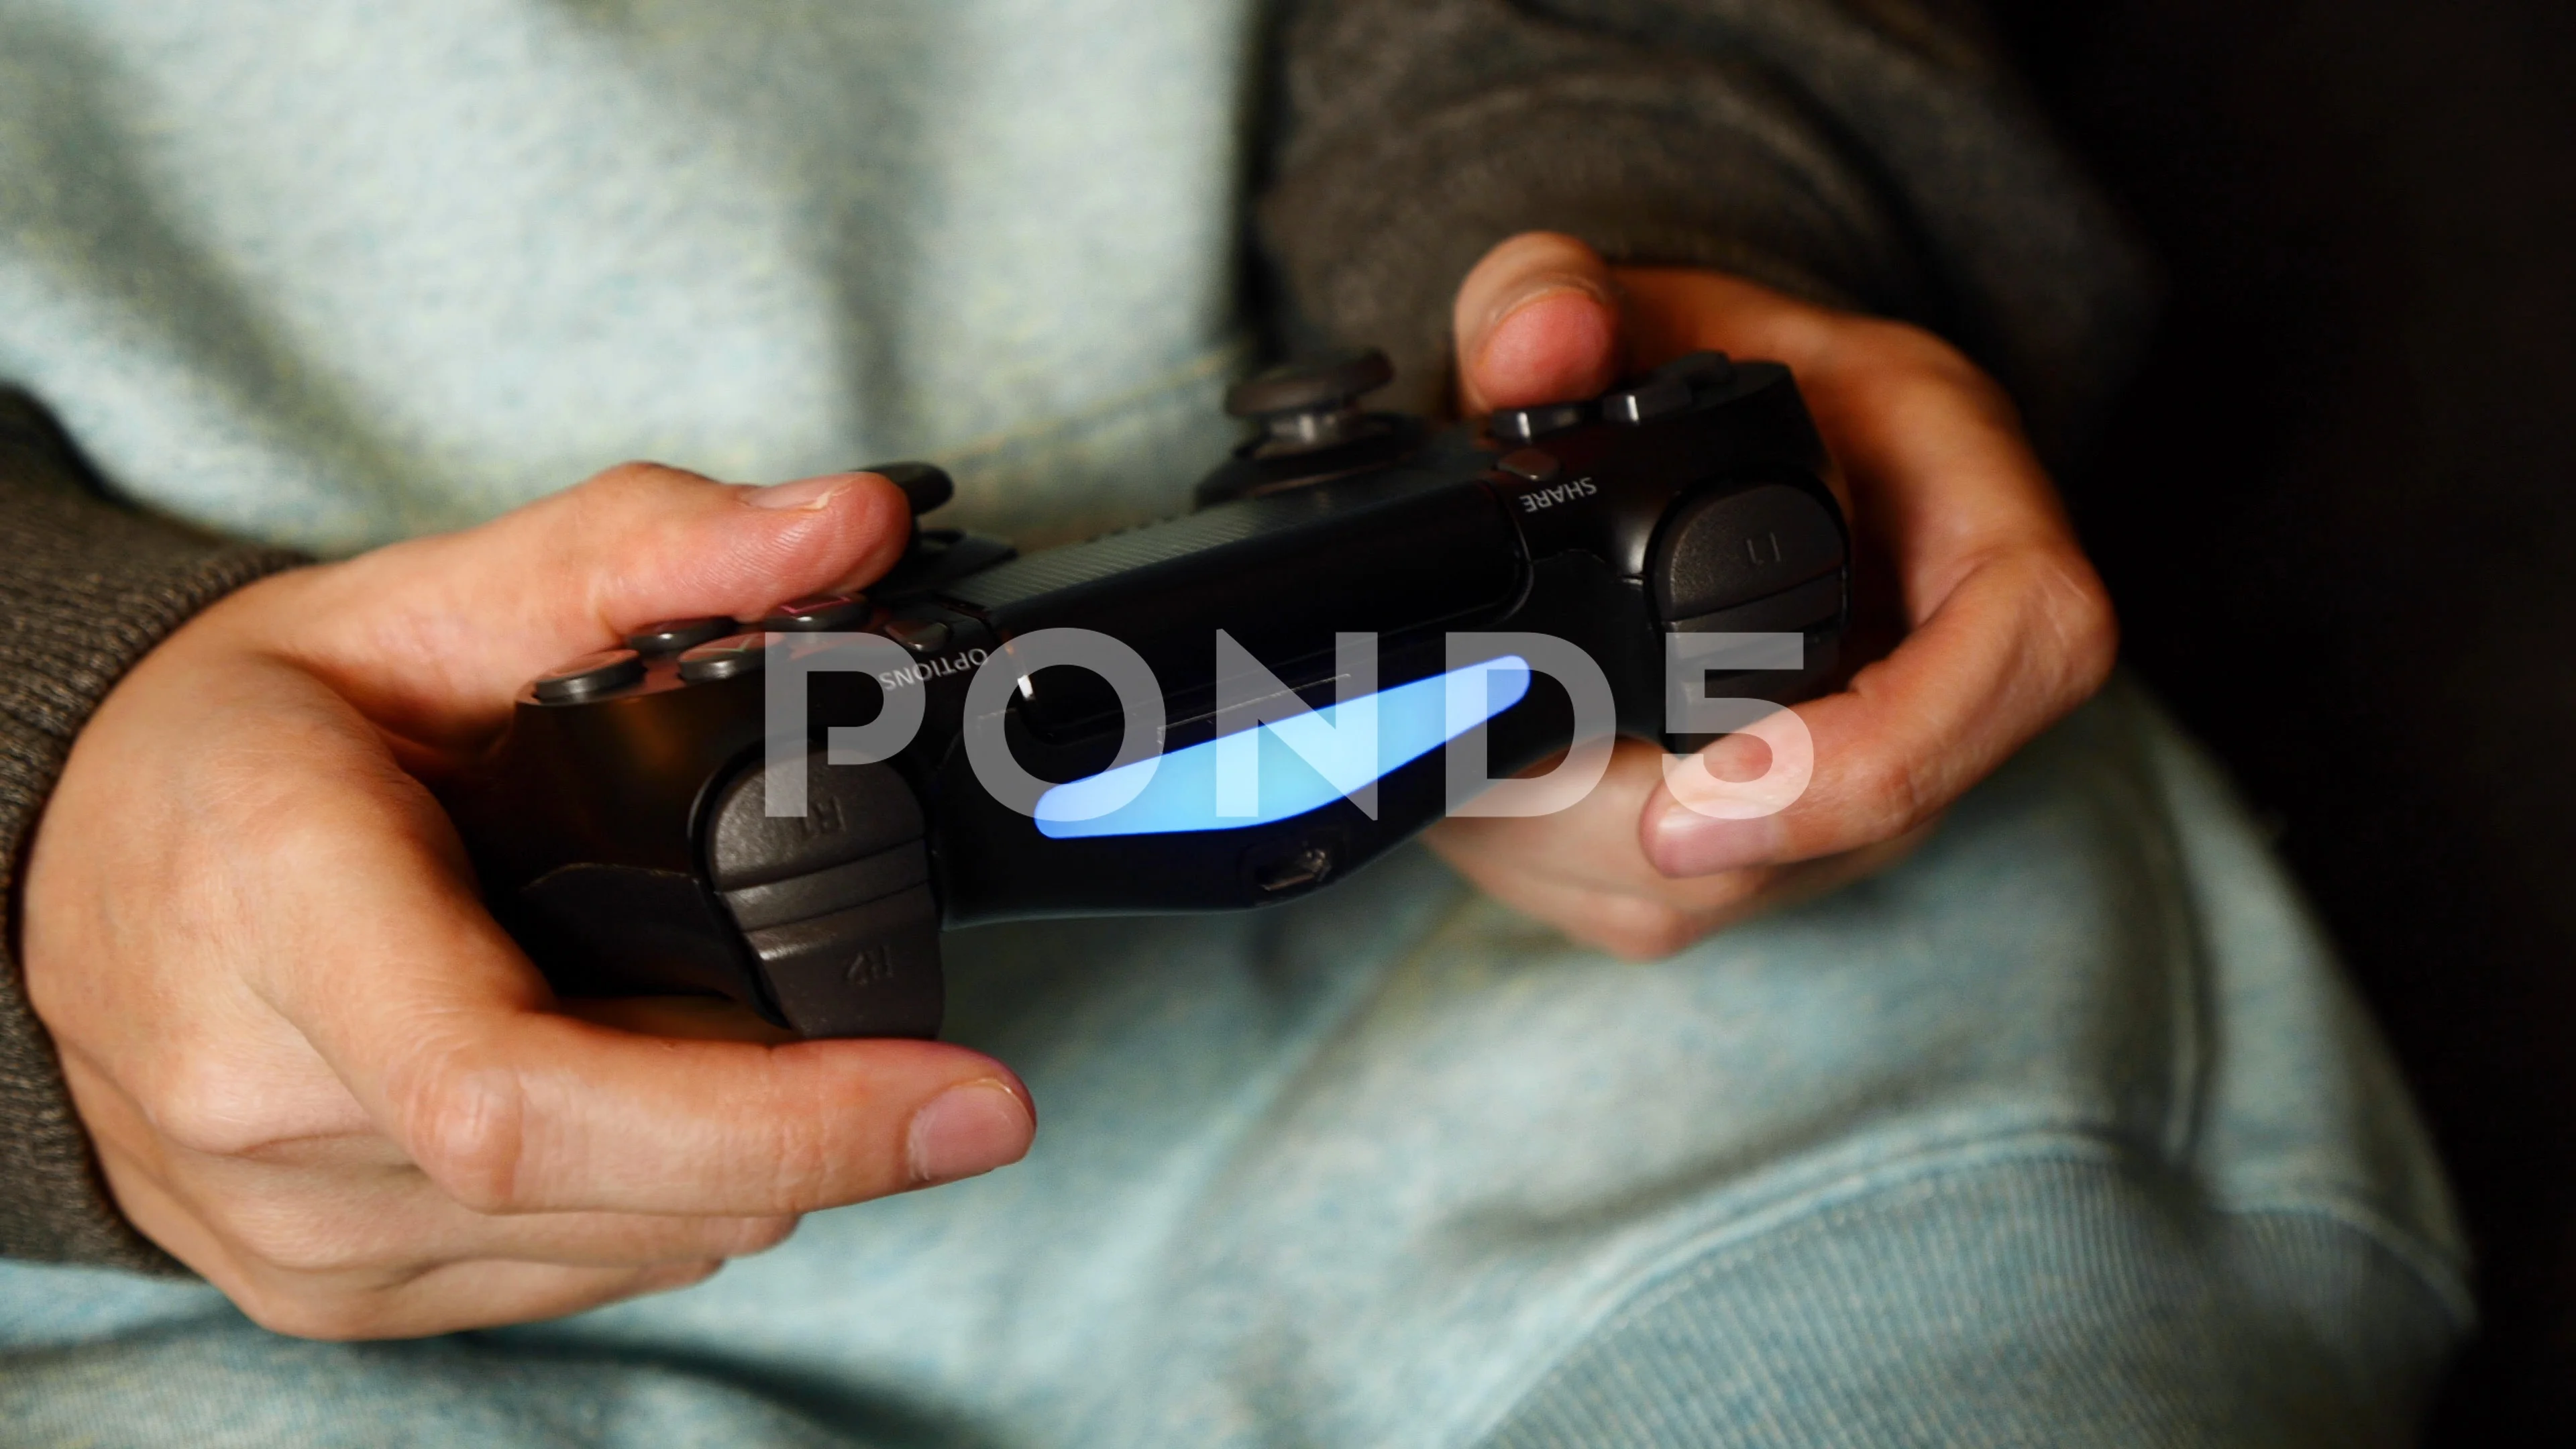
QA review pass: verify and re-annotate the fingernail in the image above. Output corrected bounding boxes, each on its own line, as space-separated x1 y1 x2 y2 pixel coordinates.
1482 271 1615 341
907 1079 1033 1186
745 473 859 511
1646 800 1785 879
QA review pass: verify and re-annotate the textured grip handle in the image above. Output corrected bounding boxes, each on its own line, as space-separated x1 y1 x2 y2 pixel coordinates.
704 752 944 1038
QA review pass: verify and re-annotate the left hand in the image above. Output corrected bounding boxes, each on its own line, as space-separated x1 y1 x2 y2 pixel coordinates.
1426 232 2118 958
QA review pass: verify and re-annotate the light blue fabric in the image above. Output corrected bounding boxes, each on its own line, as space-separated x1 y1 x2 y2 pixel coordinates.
0 682 2469 1444
0 2 2470 1442
0 0 1258 553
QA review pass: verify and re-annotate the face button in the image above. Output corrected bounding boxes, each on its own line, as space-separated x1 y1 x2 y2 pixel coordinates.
1491 401 1589 445
678 632 768 683
1604 376 1693 425
1607 353 1737 424
623 616 735 655
757 594 871 632
882 616 954 657
1497 448 1562 484
533 648 645 703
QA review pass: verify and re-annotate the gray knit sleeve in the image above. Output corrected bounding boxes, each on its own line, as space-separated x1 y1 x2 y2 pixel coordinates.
0 389 304 1271
1258 0 2155 460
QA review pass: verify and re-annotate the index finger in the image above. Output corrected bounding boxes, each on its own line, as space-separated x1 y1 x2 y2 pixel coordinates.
262 765 1032 1218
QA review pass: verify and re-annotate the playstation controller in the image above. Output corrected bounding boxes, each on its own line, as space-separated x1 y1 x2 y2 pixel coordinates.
442 350 1849 1038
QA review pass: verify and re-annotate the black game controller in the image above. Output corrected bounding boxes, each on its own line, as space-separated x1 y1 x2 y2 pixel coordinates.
443 350 1848 1039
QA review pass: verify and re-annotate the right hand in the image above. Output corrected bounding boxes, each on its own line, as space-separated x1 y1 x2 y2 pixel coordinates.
21 464 1038 1340
1429 233 2115 959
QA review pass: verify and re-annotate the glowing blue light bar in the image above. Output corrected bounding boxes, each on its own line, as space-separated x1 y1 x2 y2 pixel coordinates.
1034 655 1534 839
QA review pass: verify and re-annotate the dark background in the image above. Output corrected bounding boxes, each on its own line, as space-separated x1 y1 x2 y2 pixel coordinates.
1988 3 2576 1442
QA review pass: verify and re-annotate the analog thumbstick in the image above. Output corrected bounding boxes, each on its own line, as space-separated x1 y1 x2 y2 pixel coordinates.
1223 350 1397 455
1224 348 1395 420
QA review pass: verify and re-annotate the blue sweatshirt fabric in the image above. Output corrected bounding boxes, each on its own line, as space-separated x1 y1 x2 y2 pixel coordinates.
0 680 2469 1444
0 2 2467 1444
0 0 1259 553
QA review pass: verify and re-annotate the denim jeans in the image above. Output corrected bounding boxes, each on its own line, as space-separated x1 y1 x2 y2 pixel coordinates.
0 679 2469 1446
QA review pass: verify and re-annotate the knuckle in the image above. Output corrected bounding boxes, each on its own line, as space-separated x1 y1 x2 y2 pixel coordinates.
1589 897 1707 962
716 1215 800 1259
649 1260 726 1296
195 777 410 912
559 462 686 545
1779 308 1847 364
218 1203 380 1277
227 1280 390 1342
1849 320 2020 422
757 1116 845 1213
731 1206 798 1252
130 1042 320 1161
131 1053 248 1157
1845 747 1939 844
1864 319 1976 382
396 1055 532 1214
557 461 716 597
144 1081 276 1160
2031 553 2121 694
582 460 682 498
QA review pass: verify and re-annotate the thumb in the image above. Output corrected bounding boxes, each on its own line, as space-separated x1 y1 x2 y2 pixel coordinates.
288 463 915 739
1453 231 1623 417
